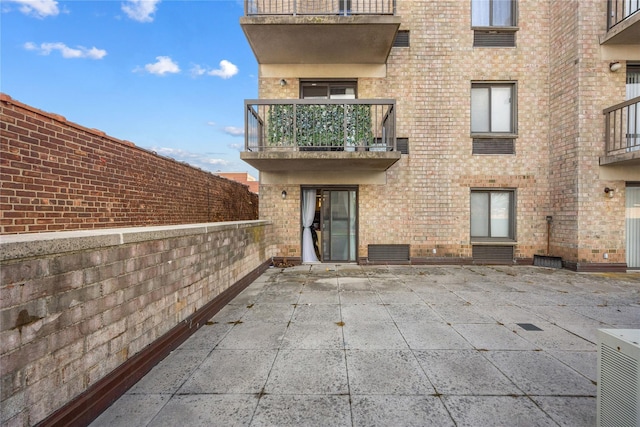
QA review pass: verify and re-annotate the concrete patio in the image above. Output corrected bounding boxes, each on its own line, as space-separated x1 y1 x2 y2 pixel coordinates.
90 265 640 427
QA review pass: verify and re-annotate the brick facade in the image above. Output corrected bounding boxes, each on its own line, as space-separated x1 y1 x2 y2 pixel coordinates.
252 0 635 270
1 94 258 234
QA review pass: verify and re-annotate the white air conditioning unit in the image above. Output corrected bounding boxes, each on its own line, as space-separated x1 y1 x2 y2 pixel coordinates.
597 329 640 427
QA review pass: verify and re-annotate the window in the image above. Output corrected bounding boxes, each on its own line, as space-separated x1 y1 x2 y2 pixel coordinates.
471 83 516 134
301 81 357 99
472 0 516 27
470 190 515 240
472 0 517 47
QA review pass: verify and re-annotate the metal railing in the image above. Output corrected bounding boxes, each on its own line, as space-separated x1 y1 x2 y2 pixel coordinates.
245 0 395 15
245 99 396 152
604 96 640 156
607 0 640 30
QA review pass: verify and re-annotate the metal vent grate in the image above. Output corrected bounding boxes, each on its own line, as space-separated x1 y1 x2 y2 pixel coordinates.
474 31 516 47
472 245 514 264
599 341 639 426
473 138 515 154
368 244 410 262
393 31 410 47
397 138 409 154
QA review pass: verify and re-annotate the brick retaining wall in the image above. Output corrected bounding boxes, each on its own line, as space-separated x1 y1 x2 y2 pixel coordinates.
0 94 258 234
0 221 272 426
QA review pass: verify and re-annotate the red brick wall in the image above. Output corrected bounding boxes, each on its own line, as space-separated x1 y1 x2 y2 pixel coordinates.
0 94 258 234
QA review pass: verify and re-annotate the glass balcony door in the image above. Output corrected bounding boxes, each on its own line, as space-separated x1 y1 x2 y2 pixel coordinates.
320 189 357 262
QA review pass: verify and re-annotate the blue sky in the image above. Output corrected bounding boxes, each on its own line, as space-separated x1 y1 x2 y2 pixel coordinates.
1 0 259 177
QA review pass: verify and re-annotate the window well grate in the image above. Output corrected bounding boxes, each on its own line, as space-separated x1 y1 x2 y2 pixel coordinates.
473 138 514 155
472 245 514 264
474 31 516 47
368 244 410 262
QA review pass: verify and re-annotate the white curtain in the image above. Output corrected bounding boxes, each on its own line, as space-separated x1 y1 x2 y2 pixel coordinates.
302 189 319 262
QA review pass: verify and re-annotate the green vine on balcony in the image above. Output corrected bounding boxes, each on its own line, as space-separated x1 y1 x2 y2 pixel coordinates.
267 104 373 149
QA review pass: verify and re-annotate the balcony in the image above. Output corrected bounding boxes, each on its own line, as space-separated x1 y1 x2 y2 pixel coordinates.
601 96 640 166
240 0 400 67
240 99 401 172
601 0 640 58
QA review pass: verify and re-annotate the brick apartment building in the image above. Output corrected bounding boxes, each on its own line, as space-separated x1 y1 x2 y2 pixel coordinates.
240 0 640 271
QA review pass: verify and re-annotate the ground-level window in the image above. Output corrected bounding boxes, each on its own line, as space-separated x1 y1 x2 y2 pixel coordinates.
470 190 515 240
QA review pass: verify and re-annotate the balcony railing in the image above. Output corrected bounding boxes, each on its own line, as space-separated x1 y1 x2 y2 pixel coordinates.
245 0 396 15
607 0 640 30
604 96 640 156
245 99 396 152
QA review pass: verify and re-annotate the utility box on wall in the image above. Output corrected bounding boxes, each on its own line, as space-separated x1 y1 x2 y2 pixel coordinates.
597 329 640 427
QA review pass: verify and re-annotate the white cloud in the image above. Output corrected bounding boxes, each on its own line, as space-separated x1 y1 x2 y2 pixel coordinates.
223 126 244 137
191 60 239 79
139 56 180 75
24 42 107 59
122 0 160 23
151 147 230 171
6 0 59 18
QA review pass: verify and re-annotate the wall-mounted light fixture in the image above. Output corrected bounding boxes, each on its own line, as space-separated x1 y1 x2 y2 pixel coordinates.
609 62 622 72
280 79 287 86
604 187 615 198
281 190 287 199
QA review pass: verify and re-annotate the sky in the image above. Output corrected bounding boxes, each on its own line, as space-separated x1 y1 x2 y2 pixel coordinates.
1 0 259 177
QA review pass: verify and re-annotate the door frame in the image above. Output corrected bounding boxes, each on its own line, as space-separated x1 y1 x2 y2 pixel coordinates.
301 186 359 263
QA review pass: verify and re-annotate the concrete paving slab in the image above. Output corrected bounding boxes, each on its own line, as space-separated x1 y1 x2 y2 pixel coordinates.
343 321 409 350
304 277 339 291
568 305 640 326
376 290 424 304
251 395 351 427
430 304 496 324
350 395 455 427
256 290 301 304
484 305 542 324
547 350 598 382
341 303 394 323
414 349 521 395
483 350 597 396
291 304 341 323
509 322 595 351
216 322 287 350
531 396 597 427
281 321 345 350
178 349 277 394
338 277 374 291
90 394 169 427
298 290 340 304
127 349 210 394
264 349 348 394
385 303 442 323
338 291 381 304
179 322 233 350
442 396 557 427
346 349 435 395
395 321 474 350
453 324 540 350
239 303 295 323
412 289 469 305
149 394 257 427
